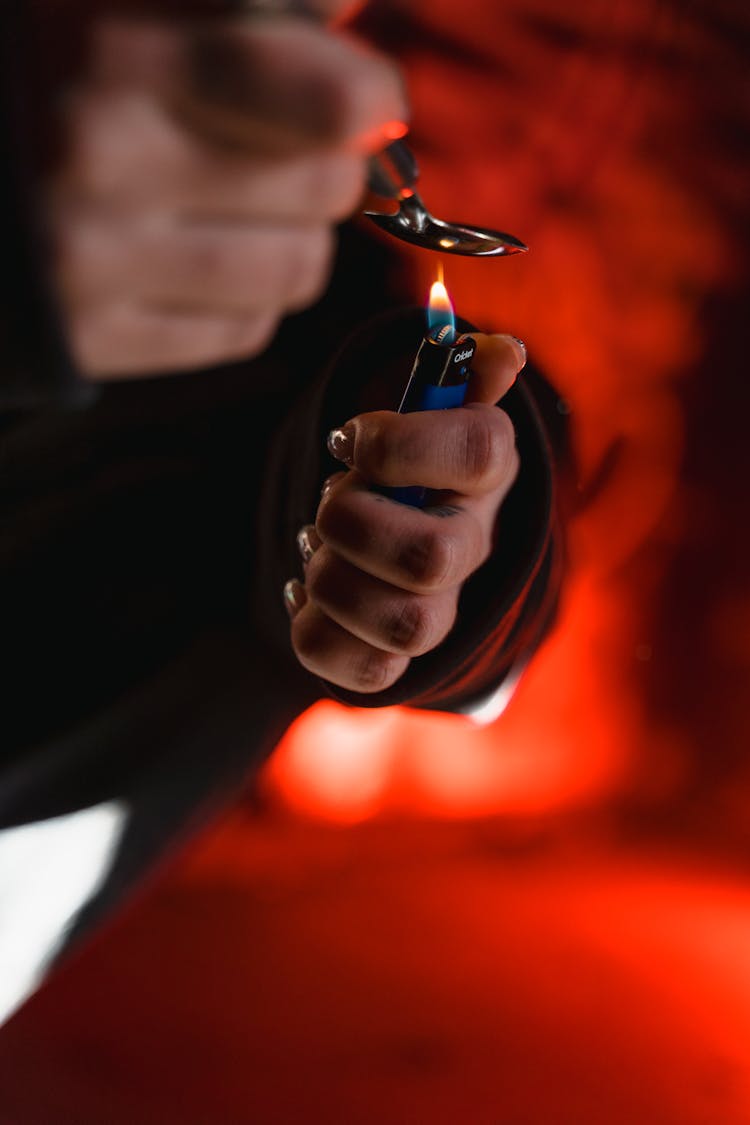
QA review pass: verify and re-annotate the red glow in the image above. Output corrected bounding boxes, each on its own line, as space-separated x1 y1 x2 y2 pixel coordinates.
2 5 746 1121
380 119 409 141
264 0 745 829
6 817 750 1124
265 573 632 822
359 121 410 154
263 704 400 824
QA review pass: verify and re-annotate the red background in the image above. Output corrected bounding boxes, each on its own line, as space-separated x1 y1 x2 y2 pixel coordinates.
1 0 748 1120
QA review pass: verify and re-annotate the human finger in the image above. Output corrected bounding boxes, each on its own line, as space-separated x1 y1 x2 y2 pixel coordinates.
300 538 460 656
58 88 367 222
56 210 335 314
90 16 409 157
463 332 527 405
68 302 279 377
327 401 519 497
286 586 410 692
314 470 495 595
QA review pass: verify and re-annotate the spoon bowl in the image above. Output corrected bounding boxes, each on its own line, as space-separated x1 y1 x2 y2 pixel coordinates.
365 192 528 258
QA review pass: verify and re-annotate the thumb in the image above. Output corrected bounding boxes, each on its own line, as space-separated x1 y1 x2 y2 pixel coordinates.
464 333 527 405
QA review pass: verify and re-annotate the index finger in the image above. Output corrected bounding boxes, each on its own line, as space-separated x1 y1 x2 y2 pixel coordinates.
90 16 408 157
328 401 519 496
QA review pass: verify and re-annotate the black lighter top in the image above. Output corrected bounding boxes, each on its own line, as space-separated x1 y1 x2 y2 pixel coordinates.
397 326 477 412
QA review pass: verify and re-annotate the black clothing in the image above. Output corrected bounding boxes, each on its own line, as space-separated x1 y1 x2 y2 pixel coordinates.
0 5 565 975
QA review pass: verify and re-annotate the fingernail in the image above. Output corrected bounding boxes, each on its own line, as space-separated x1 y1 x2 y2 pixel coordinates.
510 336 527 371
327 424 355 465
296 524 321 564
283 578 306 619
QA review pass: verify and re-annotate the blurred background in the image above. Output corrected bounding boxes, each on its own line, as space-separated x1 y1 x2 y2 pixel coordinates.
1 0 749 1121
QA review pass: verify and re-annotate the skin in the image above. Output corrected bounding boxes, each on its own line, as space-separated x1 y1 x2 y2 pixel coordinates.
47 7 407 376
287 333 526 692
42 5 525 691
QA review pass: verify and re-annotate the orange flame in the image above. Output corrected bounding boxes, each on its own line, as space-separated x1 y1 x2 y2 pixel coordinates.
427 268 455 334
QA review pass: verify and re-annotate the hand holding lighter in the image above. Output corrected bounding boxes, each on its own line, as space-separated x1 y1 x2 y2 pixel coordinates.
389 320 476 508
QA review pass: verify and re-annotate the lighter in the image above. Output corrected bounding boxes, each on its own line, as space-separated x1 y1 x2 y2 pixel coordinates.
389 275 475 508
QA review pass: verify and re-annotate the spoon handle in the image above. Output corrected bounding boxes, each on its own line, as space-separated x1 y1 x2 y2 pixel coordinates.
367 140 419 200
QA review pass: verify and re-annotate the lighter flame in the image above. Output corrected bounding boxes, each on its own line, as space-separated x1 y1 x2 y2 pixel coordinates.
429 280 452 313
427 270 455 337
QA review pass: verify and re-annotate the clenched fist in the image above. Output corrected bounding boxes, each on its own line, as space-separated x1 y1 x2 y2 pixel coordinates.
285 333 527 692
46 6 407 378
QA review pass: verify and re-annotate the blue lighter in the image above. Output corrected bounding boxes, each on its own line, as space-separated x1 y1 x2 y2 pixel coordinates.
389 279 476 507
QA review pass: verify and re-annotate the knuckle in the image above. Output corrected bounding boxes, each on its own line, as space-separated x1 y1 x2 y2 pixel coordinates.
352 649 399 692
385 597 433 655
462 408 516 490
185 233 226 282
353 415 394 479
460 411 495 486
396 529 455 591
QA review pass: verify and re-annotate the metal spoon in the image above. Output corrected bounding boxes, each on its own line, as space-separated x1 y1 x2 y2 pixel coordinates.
236 0 528 257
366 139 528 258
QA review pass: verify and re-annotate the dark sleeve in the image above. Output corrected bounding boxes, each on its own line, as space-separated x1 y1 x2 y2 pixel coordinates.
0 0 92 409
0 0 562 716
254 306 567 716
